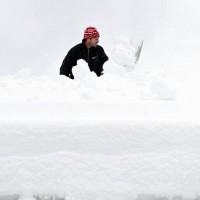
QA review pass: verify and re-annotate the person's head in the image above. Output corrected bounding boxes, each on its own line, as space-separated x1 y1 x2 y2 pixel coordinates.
83 27 100 48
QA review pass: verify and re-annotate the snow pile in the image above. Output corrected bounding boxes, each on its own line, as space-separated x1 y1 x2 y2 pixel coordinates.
1 119 200 198
0 36 200 198
0 44 175 104
1 150 200 198
109 36 137 71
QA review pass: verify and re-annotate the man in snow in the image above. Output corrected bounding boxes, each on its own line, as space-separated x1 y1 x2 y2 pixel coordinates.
60 27 109 79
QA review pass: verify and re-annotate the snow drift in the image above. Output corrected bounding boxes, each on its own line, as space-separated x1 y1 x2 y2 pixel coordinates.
1 35 200 199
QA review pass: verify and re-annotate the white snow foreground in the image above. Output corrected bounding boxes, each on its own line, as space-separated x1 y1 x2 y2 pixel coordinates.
1 118 200 200
1 118 200 199
0 60 175 103
1 51 200 198
1 101 200 199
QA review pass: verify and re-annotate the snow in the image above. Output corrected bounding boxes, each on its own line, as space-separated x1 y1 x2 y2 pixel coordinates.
1 39 200 198
1 1 200 199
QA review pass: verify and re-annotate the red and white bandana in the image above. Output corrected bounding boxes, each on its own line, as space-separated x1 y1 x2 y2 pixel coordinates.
83 27 100 39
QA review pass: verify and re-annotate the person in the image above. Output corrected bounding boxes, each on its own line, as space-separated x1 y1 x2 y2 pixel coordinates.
60 27 109 79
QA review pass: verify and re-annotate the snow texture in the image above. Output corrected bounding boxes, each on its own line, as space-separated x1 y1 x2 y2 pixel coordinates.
0 36 200 198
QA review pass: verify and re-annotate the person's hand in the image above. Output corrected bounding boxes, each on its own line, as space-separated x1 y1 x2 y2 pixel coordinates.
97 69 104 77
67 71 74 79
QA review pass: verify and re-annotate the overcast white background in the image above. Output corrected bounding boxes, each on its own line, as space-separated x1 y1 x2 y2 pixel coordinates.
0 0 200 82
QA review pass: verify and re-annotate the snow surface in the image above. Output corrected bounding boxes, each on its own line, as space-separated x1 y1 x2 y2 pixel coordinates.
1 37 200 199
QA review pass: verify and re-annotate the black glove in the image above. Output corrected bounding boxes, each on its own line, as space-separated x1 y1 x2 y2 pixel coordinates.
67 71 74 79
97 68 104 77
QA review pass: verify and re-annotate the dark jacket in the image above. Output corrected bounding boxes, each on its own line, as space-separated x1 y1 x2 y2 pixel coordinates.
60 40 108 79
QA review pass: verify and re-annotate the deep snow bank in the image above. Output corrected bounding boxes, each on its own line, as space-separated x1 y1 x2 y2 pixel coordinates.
0 36 200 198
1 100 200 197
1 150 200 197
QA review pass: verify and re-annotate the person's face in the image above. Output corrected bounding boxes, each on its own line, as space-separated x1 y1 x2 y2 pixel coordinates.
89 37 99 47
